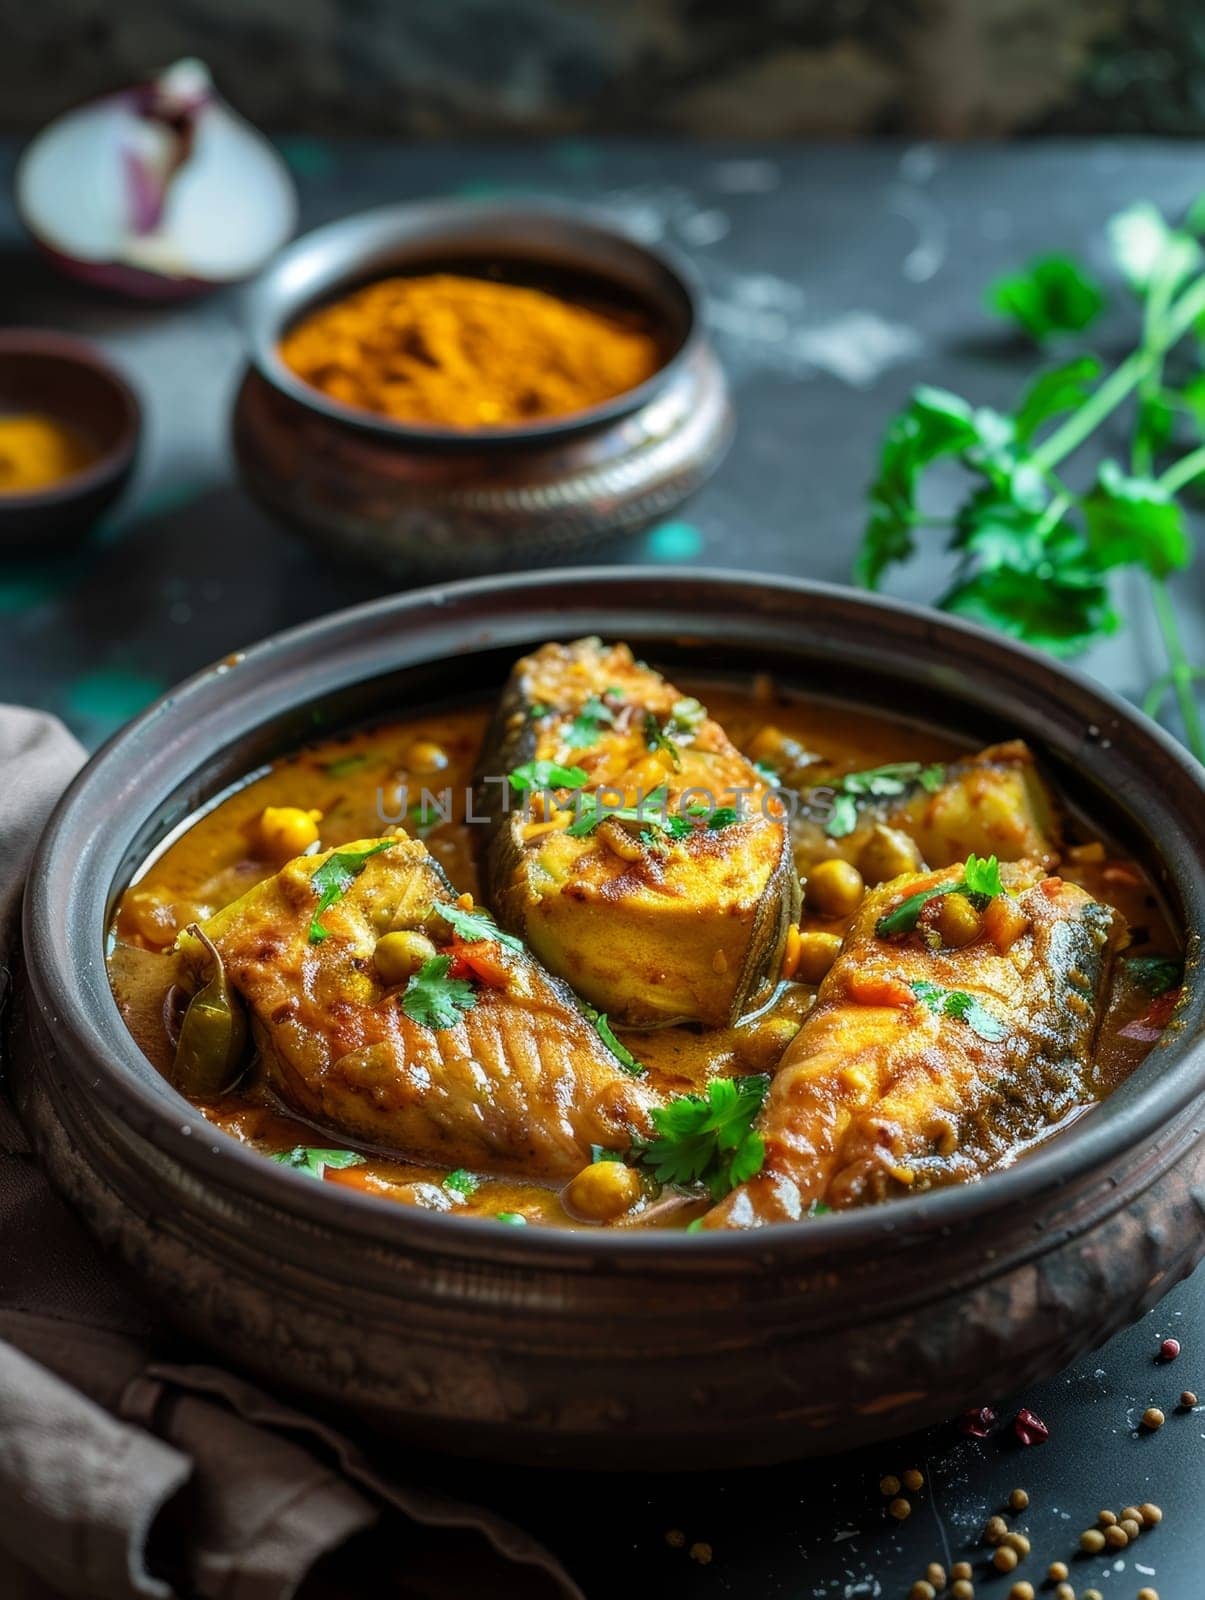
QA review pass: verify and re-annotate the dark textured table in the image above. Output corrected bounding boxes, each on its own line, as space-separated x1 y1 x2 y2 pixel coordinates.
2 138 1202 1599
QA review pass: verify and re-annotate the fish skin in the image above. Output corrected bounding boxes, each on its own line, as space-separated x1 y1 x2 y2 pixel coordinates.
475 638 799 1028
706 859 1124 1228
198 836 657 1179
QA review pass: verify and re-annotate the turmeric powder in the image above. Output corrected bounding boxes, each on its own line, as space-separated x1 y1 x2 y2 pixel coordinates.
279 272 663 430
0 412 98 494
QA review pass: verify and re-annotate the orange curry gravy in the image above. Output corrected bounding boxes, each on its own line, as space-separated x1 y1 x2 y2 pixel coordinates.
108 683 1180 1231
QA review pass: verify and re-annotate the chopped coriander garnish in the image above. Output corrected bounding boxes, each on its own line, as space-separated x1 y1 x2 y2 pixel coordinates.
644 711 683 770
909 979 1008 1042
707 806 741 829
685 1217 706 1234
822 761 946 840
407 798 445 838
876 852 1004 939
528 702 549 718
322 752 370 777
496 1211 528 1226
509 760 589 792
567 693 616 748
594 1012 646 1077
270 1146 365 1179
668 696 707 733
1125 955 1183 996
442 1167 479 1198
566 785 669 838
639 1074 770 1202
436 900 523 954
400 955 478 1029
590 1145 625 1163
307 841 397 943
754 759 781 786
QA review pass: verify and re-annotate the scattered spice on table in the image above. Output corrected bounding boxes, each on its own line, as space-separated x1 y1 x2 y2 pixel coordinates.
1081 1527 1107 1553
1158 1336 1180 1361
889 1497 912 1521
664 1528 685 1548
1013 1407 1049 1445
688 1541 712 1566
959 1406 996 1437
278 272 664 430
1141 1405 1165 1429
0 412 98 493
880 1473 902 1496
1179 1388 1197 1406
902 1467 924 1492
992 1545 1019 1573
1008 1488 1029 1512
1048 1561 1070 1582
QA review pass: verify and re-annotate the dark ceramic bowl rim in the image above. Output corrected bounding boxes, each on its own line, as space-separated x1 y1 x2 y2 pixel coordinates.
0 328 141 509
21 568 1205 1266
242 196 704 448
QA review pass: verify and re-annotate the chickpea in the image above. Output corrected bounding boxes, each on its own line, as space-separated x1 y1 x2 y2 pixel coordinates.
563 1159 643 1222
374 930 438 985
805 859 865 919
790 929 843 985
935 893 981 949
407 738 449 774
259 805 322 863
858 824 922 885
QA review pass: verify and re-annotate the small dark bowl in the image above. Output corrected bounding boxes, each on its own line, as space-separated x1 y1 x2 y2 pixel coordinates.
0 330 140 553
10 570 1205 1469
233 200 732 578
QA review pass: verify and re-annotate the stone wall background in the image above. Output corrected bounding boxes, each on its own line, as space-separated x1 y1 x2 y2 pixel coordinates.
2 0 1203 138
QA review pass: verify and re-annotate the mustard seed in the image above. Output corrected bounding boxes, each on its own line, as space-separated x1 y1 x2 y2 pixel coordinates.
1080 1528 1106 1553
1139 1502 1163 1526
1180 1389 1198 1407
926 1562 947 1589
951 1562 972 1582
1008 1487 1029 1512
1105 1524 1129 1548
983 1514 1008 1544
1120 1505 1142 1524
1142 1406 1165 1429
1137 1588 1159 1600
1048 1562 1069 1582
1098 1509 1118 1526
1055 1586 1075 1600
665 1529 685 1549
1009 1585 1034 1600
902 1467 925 1492
1120 1517 1142 1540
909 1584 936 1600
1002 1531 1030 1556
889 1497 912 1521
993 1546 1019 1573
879 1473 901 1496
688 1541 712 1565
950 1583 974 1600
1083 1591 1103 1600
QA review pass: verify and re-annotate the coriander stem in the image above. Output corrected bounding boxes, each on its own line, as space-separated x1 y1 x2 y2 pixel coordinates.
1157 445 1205 496
1148 577 1204 759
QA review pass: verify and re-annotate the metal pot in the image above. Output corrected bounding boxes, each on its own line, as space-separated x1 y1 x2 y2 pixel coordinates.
11 569 1204 1468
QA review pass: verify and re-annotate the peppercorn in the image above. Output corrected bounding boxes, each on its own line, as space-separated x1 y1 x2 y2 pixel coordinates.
1159 1337 1180 1361
1080 1528 1106 1553
909 1584 936 1600
1009 1585 1034 1600
951 1563 973 1581
1180 1389 1198 1407
1098 1509 1118 1525
993 1546 1019 1573
1048 1562 1069 1582
1139 1502 1163 1525
950 1583 974 1600
1142 1406 1165 1429
983 1514 1008 1545
902 1467 925 1492
1120 1517 1142 1540
926 1562 947 1589
1105 1524 1129 1549
879 1473 901 1496
1008 1488 1029 1512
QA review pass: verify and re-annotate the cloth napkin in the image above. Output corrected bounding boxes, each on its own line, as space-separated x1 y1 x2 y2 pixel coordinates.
0 705 583 1600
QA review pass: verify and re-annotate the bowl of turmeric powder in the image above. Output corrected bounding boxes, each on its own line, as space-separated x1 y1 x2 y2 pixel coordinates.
0 330 140 552
234 199 731 576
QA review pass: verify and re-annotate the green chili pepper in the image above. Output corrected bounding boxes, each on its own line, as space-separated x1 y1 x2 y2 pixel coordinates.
172 925 248 1097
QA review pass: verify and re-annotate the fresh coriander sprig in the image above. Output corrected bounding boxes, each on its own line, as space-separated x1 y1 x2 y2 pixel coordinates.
400 955 477 1029
638 1074 770 1202
821 761 945 840
909 979 1008 1042
307 841 397 943
856 197 1205 759
270 1146 365 1179
876 853 1004 939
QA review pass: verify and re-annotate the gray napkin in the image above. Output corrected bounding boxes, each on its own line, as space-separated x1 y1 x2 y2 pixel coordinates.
0 705 582 1600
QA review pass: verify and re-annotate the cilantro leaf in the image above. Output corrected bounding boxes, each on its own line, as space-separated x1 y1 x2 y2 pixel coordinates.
271 1146 365 1179
876 853 1004 938
986 253 1106 341
594 1012 646 1077
442 1167 479 1197
509 760 589 792
668 696 707 732
591 1145 625 1164
401 956 477 1029
942 563 1118 657
308 841 398 943
407 797 447 838
436 900 523 954
322 752 370 777
567 694 616 748
1082 462 1192 579
1125 955 1182 996
821 762 945 839
566 785 670 838
644 712 683 770
496 1212 528 1226
1012 356 1103 442
639 1075 770 1202
909 979 1008 1042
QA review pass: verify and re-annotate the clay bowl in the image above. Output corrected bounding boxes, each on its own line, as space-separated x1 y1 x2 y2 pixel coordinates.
0 330 140 553
232 199 731 578
11 569 1205 1469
